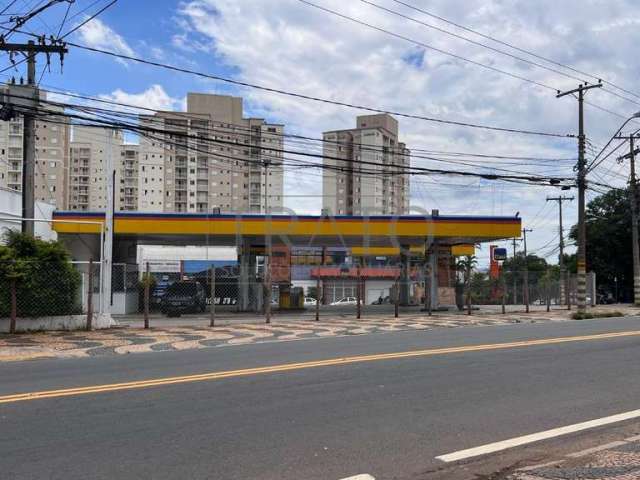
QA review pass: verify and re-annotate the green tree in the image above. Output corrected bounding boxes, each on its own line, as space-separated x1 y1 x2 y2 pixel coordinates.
456 255 477 314
0 231 81 318
569 187 633 300
502 253 549 303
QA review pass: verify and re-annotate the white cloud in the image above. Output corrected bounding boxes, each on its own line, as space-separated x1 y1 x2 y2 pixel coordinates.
173 0 640 260
75 17 134 63
98 84 181 112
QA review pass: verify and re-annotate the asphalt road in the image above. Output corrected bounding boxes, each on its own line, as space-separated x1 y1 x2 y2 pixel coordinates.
2 317 640 479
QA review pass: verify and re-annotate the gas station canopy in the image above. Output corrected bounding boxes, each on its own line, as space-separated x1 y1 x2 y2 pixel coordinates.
52 211 521 249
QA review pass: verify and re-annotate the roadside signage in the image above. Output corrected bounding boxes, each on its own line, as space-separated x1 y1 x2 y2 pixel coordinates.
493 248 507 261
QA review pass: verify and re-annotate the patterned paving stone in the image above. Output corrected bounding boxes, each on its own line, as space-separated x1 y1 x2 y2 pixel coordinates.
510 440 640 480
0 306 636 362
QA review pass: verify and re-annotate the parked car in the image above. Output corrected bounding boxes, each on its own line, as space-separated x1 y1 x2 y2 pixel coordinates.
160 281 207 316
304 297 317 306
371 295 391 305
330 296 357 306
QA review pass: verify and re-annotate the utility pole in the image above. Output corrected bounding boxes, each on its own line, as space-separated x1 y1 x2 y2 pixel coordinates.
522 228 532 313
616 134 640 306
511 238 521 304
547 195 574 309
557 82 602 315
0 39 67 235
263 158 272 322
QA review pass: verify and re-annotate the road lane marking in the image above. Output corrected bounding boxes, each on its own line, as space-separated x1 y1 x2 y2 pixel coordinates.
436 409 640 462
2 329 640 404
339 475 375 480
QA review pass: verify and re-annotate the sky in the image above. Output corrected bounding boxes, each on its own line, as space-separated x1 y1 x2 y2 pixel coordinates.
2 0 639 266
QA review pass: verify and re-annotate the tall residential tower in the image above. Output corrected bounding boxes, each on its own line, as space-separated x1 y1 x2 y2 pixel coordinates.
322 114 409 215
140 93 284 213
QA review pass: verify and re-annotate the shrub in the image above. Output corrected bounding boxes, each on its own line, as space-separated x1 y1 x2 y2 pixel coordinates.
0 230 81 317
571 310 624 320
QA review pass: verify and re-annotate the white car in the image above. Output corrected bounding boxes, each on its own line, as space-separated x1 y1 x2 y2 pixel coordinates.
330 296 358 306
304 297 317 306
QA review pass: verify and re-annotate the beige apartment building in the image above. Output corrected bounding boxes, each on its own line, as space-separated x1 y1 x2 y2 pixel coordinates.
322 114 410 215
67 126 126 211
140 93 284 213
2 90 285 214
0 90 70 209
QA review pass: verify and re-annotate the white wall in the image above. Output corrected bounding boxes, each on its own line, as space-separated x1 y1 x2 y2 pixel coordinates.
137 245 238 264
0 187 56 241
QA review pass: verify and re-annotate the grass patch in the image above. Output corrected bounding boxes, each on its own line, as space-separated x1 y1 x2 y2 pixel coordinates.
572 311 625 320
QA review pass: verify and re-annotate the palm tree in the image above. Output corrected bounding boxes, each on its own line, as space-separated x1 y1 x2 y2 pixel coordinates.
457 255 478 315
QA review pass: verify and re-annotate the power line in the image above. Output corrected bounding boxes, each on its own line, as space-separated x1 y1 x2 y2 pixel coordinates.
298 0 557 92
34 83 578 163
7 96 576 187
59 0 117 39
387 0 640 103
49 38 574 138
360 0 640 111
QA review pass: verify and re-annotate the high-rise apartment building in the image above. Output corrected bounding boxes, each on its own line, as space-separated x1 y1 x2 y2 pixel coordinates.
140 93 284 213
68 126 124 211
119 145 139 211
322 114 410 215
0 89 70 209
3 90 285 214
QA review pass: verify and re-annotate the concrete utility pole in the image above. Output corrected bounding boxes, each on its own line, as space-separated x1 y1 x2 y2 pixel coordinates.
547 195 574 308
103 129 115 318
0 39 67 235
557 82 602 315
616 134 640 306
522 228 532 313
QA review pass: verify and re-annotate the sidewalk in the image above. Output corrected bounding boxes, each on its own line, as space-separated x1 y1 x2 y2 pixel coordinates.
0 304 636 362
509 435 640 479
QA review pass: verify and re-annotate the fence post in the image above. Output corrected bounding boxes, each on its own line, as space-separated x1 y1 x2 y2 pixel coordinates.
210 266 216 327
315 275 320 322
394 276 399 318
144 262 150 329
424 261 432 316
501 270 506 314
546 282 551 312
9 277 17 334
356 263 362 319
466 265 472 315
265 258 271 324
87 259 94 331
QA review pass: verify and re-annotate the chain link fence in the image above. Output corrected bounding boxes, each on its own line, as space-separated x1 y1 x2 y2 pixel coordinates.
0 260 102 333
0 258 605 332
463 270 598 313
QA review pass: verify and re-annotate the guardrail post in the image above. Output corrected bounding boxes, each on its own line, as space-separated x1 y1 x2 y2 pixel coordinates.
87 259 94 330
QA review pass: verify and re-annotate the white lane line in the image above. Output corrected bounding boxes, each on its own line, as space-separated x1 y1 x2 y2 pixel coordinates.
436 408 640 463
339 475 375 480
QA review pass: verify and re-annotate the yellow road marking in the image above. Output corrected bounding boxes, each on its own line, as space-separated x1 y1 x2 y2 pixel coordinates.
2 329 640 405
